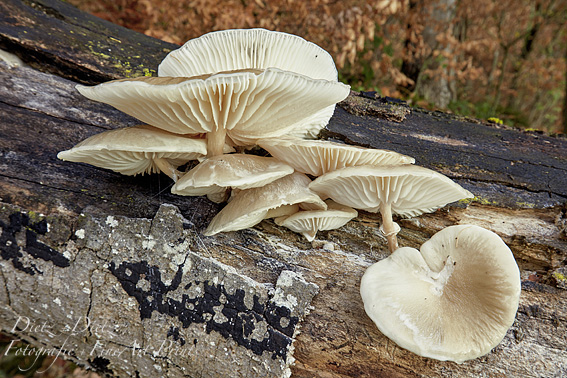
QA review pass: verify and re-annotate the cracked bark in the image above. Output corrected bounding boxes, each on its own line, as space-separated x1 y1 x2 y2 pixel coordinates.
0 0 567 377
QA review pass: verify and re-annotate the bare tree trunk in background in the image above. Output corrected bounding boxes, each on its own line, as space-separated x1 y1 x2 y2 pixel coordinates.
398 0 421 96
492 43 511 115
415 0 457 109
508 2 541 99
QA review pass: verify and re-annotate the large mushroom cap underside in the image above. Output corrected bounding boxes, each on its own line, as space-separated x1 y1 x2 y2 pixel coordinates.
258 137 415 176
57 125 207 176
360 225 521 363
204 172 326 236
172 153 294 196
158 28 338 81
76 69 349 146
309 165 473 216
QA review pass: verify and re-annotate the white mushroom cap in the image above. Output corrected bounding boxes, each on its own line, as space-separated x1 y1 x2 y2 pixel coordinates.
204 172 326 236
57 125 210 177
258 137 415 176
158 29 342 140
309 165 473 216
275 200 358 241
285 106 337 139
171 154 294 196
158 28 338 81
76 69 350 147
360 225 521 363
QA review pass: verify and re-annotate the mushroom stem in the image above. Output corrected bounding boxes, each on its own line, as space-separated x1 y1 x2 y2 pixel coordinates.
153 158 182 181
207 128 227 157
380 202 399 253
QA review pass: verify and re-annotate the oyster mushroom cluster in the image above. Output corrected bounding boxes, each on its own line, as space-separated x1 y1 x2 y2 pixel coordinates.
58 29 520 365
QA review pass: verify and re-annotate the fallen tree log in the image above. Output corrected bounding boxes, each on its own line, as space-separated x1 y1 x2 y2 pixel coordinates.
0 0 566 377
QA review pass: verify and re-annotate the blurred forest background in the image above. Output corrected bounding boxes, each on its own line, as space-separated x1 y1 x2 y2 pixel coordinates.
67 0 567 133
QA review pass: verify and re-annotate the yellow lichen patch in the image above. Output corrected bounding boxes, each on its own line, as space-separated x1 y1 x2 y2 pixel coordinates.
459 196 496 206
553 271 567 289
26 210 44 223
487 117 504 125
85 40 111 60
514 201 537 209
84 41 158 78
460 196 537 209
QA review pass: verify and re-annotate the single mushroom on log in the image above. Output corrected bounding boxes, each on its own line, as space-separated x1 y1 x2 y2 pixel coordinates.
57 124 214 181
158 29 339 81
204 172 327 236
275 200 358 241
258 136 415 176
360 225 521 363
171 153 294 203
309 165 474 253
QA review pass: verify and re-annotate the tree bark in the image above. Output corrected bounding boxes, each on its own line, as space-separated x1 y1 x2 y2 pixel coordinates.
414 0 457 108
398 0 421 95
564 42 567 133
1 0 567 377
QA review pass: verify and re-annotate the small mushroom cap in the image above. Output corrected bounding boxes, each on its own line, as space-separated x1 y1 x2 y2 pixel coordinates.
360 225 521 363
309 165 473 216
57 125 209 176
258 137 415 176
275 200 358 241
158 28 338 81
76 69 349 145
204 172 326 236
171 154 294 196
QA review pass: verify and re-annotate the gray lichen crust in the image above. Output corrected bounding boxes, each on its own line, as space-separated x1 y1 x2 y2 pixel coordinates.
0 203 318 378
